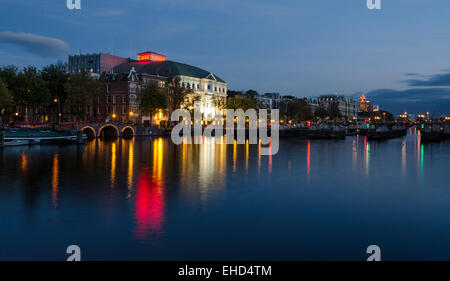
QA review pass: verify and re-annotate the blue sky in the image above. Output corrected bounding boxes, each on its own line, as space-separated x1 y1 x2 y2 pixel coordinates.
1 0 450 114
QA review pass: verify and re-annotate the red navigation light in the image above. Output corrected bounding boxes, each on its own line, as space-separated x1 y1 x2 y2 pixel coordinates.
138 52 166 62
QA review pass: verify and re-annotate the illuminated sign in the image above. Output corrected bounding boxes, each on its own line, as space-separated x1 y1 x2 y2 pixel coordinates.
138 52 166 62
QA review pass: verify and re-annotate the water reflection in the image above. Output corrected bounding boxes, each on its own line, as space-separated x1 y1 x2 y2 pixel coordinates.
306 140 311 184
51 153 59 208
20 151 27 175
134 167 165 241
110 141 117 188
127 139 134 197
2 129 450 259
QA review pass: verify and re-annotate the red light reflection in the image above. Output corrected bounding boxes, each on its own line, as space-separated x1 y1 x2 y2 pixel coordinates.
134 167 165 240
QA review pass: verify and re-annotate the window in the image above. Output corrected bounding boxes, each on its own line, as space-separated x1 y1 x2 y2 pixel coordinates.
122 96 126 104
107 96 112 104
112 96 116 104
106 83 111 93
130 94 137 105
130 83 137 93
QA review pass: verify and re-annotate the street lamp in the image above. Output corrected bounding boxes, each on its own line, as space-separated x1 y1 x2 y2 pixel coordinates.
54 97 61 124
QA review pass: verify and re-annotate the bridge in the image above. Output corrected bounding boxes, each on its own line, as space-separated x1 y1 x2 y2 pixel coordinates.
61 121 136 138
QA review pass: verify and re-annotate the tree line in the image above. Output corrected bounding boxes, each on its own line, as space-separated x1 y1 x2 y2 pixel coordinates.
0 64 195 126
0 64 102 124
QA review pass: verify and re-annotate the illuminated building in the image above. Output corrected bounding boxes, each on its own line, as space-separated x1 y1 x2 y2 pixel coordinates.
317 94 358 119
113 51 227 121
358 95 379 113
97 68 168 123
69 51 227 123
359 95 371 112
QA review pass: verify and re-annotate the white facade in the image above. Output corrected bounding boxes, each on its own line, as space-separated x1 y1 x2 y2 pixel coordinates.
177 74 227 120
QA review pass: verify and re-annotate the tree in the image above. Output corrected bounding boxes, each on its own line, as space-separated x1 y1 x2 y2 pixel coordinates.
41 63 68 102
245 89 259 99
328 101 342 120
0 78 14 124
0 66 20 94
16 67 50 122
64 72 102 121
213 96 227 112
168 77 193 114
140 81 168 126
226 95 257 111
280 99 313 123
314 107 329 121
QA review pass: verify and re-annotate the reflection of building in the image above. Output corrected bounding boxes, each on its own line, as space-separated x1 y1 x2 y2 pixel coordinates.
68 51 227 123
317 94 358 118
256 93 281 109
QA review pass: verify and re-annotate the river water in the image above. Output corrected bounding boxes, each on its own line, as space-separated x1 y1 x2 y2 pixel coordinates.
1 128 449 260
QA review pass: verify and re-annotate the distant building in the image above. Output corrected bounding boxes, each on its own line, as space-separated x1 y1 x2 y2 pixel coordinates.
257 93 281 109
68 53 129 74
317 94 358 119
358 95 380 112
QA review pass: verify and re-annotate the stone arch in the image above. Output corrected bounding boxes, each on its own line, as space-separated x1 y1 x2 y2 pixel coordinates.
81 126 96 139
122 126 135 139
98 124 120 138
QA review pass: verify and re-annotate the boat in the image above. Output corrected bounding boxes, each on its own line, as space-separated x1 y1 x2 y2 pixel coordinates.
420 124 443 142
2 139 30 147
367 125 407 141
1 128 85 147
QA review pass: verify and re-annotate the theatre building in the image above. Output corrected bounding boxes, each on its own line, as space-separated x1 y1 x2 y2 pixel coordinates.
70 51 228 124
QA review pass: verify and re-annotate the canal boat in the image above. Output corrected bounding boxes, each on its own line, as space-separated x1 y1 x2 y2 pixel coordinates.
1 128 86 147
2 139 30 147
420 124 443 142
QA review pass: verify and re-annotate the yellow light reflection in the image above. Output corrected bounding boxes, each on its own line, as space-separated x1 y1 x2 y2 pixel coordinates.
127 139 135 196
52 153 59 208
245 139 249 174
233 139 237 173
111 141 116 188
20 152 27 174
153 138 164 180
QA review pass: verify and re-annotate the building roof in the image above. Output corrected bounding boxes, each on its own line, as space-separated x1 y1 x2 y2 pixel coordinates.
113 60 226 83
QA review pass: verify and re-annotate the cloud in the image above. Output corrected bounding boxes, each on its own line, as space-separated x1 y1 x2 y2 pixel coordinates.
354 88 450 115
0 31 68 57
406 71 450 87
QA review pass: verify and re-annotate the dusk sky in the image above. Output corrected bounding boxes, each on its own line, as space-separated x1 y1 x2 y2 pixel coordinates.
1 0 450 113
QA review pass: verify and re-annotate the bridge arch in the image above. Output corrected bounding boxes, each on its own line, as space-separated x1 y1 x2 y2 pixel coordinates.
122 126 135 139
81 126 96 139
98 124 120 138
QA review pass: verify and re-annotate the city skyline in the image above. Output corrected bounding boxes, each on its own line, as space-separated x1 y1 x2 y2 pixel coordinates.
1 0 450 114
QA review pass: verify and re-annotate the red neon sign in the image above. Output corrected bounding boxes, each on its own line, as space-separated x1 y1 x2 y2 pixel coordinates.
138 53 166 62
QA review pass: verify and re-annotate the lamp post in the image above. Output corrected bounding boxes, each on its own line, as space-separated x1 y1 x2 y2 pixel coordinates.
54 97 61 124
